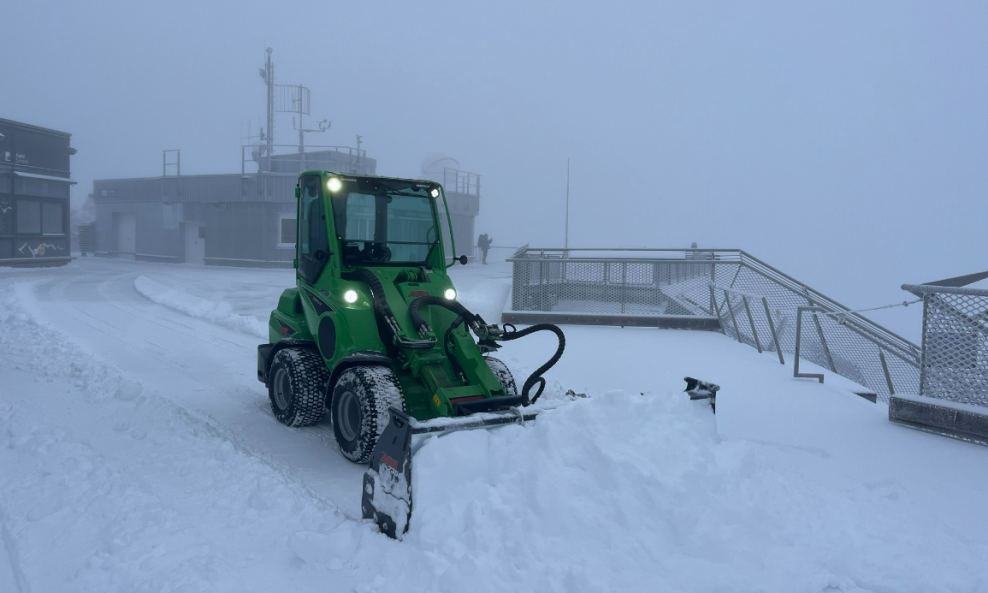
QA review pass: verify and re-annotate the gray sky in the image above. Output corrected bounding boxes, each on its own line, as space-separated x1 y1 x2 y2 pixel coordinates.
3 1 986 340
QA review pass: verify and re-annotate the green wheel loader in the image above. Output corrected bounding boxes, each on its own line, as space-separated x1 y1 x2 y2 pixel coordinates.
256 171 564 538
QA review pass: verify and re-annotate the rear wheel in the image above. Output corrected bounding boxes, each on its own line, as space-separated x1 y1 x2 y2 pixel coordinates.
486 357 518 396
268 348 329 427
331 366 405 464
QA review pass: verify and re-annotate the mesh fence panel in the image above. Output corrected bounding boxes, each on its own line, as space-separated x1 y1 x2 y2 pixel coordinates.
906 286 988 407
510 249 922 401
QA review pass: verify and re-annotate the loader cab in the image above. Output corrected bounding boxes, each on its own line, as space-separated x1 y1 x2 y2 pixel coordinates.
295 172 454 282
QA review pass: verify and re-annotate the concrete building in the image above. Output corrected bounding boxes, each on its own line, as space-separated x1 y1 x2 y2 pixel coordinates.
92 147 375 267
92 148 482 267
0 118 76 267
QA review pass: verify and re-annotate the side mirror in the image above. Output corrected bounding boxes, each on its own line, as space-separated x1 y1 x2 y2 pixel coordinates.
458 255 468 265
294 187 300 199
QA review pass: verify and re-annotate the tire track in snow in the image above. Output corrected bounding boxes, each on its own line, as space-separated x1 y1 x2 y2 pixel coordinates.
0 503 31 593
22 274 368 518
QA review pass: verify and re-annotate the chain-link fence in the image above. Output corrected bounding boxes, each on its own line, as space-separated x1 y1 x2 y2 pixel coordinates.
506 248 921 401
902 284 988 407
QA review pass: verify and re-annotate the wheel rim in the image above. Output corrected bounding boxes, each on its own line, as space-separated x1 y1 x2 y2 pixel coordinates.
337 390 361 442
273 367 291 410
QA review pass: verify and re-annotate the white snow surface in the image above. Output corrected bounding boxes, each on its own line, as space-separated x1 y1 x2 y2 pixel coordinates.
1 258 988 592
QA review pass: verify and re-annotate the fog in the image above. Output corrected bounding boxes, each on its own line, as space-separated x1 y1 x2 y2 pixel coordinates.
3 1 986 340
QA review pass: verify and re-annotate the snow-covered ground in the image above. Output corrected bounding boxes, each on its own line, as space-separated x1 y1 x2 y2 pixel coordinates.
1 258 987 592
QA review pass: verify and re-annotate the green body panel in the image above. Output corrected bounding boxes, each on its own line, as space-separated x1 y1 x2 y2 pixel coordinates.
267 171 509 421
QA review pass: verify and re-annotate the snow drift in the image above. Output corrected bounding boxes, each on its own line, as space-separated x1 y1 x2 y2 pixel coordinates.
134 275 267 338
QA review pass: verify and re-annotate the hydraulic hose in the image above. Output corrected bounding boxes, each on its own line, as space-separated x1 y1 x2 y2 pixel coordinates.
499 323 566 406
408 295 479 337
408 295 565 406
342 269 403 344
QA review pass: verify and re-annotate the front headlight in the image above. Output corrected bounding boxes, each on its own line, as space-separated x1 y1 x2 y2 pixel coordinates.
444 288 456 300
343 289 358 303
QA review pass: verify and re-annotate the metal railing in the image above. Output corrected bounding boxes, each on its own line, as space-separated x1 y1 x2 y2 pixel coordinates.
474 246 522 264
240 144 368 175
903 284 988 407
442 168 481 197
506 247 922 401
713 284 785 365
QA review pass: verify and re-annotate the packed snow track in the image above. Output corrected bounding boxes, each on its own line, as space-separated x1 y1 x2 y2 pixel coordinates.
2 258 987 592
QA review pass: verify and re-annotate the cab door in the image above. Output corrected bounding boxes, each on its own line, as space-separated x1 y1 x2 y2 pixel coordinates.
297 174 329 285
296 174 339 362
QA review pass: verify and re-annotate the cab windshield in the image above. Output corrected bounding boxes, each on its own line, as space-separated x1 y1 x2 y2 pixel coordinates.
330 178 440 266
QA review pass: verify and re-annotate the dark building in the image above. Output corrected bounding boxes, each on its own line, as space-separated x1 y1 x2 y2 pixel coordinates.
92 148 481 267
0 118 76 267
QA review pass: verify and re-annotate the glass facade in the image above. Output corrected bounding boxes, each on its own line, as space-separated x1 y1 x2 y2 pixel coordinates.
42 202 64 235
16 200 41 234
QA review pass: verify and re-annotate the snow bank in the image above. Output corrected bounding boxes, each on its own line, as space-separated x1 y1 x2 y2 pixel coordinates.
405 392 986 593
134 275 267 338
0 282 118 394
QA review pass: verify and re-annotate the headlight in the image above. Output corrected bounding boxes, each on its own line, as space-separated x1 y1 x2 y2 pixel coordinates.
327 177 342 192
430 188 440 198
444 288 456 300
343 289 358 303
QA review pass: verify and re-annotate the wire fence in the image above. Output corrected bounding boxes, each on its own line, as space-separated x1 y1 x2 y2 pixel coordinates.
506 248 922 401
903 284 988 407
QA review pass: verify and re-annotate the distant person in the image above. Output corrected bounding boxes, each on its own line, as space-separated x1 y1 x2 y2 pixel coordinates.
478 233 493 264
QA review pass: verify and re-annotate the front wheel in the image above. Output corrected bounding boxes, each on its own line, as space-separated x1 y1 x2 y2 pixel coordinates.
268 348 329 427
331 366 405 464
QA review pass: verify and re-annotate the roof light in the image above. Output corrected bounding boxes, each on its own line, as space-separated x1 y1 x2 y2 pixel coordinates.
327 177 343 192
430 188 440 198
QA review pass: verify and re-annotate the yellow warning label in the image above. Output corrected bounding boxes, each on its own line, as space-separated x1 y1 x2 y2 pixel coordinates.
432 394 442 408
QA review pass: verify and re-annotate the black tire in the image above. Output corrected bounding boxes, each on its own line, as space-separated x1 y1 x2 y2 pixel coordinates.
268 348 329 427
331 366 405 464
486 357 518 396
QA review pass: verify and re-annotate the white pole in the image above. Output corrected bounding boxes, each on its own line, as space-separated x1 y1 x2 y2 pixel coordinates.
565 158 570 249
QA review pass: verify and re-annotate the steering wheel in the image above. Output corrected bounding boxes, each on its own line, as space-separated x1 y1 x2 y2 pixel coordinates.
363 242 392 262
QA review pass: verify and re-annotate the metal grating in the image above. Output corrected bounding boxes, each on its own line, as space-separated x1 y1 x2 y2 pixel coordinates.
903 284 988 407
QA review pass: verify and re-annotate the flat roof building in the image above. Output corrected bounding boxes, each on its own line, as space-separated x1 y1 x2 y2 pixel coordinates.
91 146 483 268
0 118 76 267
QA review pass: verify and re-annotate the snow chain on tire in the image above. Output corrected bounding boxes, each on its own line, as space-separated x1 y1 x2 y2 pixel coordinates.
485 357 518 397
332 366 405 464
268 348 330 427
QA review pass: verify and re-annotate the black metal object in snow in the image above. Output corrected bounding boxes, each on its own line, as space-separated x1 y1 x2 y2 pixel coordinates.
685 376 720 413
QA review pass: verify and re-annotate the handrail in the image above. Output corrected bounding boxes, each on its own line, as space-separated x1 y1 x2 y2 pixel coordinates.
903 283 988 298
507 245 921 398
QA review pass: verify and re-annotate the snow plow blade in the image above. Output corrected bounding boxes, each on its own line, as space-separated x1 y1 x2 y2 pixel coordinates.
362 406 538 540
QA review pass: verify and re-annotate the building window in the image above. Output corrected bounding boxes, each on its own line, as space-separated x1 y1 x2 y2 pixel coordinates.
42 202 64 235
16 200 41 234
279 214 297 247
